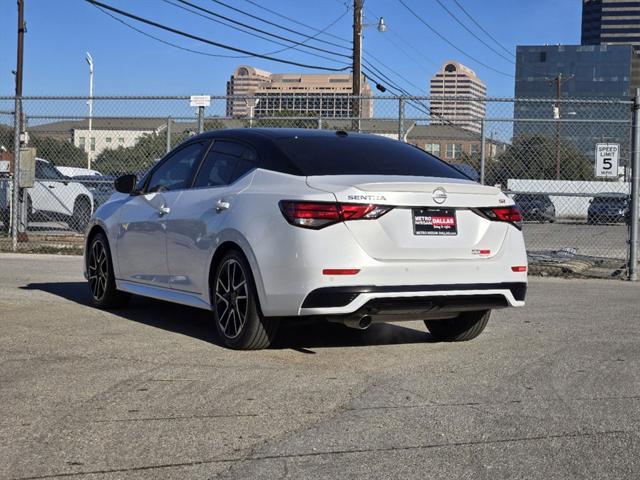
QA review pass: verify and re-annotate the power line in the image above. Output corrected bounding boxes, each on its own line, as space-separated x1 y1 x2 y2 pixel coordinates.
244 0 352 49
451 0 514 58
209 0 352 52
161 0 347 64
396 0 514 77
173 0 350 59
364 55 426 96
242 0 352 44
91 3 247 58
83 0 350 71
235 0 430 100
362 66 428 115
362 64 460 127
444 1 547 78
92 2 343 61
433 0 514 64
360 63 437 120
230 2 430 99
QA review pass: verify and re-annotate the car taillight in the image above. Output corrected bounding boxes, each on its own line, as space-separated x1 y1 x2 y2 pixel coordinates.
476 206 523 230
279 201 393 229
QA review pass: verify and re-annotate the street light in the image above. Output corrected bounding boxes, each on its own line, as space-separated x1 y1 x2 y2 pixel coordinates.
86 52 94 170
243 98 260 128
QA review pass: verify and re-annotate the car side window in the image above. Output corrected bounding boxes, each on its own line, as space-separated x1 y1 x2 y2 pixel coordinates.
36 161 63 180
193 141 257 188
146 142 206 193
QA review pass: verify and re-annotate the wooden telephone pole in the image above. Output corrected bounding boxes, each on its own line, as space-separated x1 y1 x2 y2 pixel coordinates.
548 73 574 180
352 0 362 131
11 0 26 249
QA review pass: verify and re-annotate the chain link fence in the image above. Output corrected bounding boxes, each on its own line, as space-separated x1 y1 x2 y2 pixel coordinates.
0 95 637 278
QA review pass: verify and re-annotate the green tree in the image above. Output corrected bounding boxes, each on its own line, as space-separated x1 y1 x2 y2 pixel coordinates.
490 135 593 184
253 109 318 129
94 131 191 175
204 118 228 131
0 124 87 168
30 135 87 167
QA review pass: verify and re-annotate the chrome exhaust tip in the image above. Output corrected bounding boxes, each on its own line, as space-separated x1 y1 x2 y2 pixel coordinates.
358 315 372 329
340 315 373 330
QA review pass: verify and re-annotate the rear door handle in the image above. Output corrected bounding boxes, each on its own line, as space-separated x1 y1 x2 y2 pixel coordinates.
216 199 230 212
158 205 171 216
48 185 55 189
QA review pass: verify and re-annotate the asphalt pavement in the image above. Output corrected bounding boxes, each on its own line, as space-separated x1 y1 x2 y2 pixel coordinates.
1 253 639 479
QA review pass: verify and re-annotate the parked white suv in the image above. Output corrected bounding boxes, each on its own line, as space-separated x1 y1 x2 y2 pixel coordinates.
29 158 94 231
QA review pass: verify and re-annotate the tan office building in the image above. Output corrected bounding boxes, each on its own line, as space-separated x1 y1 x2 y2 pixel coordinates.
429 61 486 133
226 65 373 119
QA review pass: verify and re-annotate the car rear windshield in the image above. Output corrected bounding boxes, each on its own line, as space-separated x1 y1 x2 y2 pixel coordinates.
274 136 468 179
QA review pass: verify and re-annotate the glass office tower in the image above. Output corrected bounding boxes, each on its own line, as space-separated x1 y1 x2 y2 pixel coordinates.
582 0 640 49
514 44 637 160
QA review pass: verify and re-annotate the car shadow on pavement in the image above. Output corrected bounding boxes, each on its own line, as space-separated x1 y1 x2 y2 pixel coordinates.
21 282 432 350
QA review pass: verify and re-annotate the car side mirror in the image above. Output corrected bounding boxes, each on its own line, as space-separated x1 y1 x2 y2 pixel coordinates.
114 174 138 194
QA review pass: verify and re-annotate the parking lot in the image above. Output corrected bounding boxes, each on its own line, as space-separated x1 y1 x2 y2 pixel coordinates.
1 253 639 479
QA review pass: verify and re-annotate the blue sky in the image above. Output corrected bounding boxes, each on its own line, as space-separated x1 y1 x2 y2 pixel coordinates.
0 0 581 98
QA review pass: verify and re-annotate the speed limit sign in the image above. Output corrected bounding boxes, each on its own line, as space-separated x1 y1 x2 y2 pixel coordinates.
595 143 619 178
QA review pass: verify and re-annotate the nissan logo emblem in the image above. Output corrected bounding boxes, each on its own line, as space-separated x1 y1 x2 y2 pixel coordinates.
432 188 447 204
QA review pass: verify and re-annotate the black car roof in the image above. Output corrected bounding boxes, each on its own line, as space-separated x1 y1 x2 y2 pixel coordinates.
192 128 392 142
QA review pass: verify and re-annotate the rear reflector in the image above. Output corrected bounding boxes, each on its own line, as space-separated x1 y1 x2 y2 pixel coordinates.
511 266 527 272
476 206 523 230
322 269 360 275
280 200 393 229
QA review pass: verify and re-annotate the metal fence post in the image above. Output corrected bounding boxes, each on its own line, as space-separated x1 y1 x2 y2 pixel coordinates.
479 118 486 185
629 89 640 281
398 96 406 142
10 96 20 252
197 106 204 134
166 116 172 153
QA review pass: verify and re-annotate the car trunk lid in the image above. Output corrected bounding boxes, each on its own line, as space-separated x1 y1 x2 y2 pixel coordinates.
307 175 511 261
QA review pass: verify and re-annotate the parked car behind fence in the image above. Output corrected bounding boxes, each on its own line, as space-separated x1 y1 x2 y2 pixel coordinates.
513 193 556 223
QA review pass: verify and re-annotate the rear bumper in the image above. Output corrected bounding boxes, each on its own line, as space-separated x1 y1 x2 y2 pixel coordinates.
299 282 526 317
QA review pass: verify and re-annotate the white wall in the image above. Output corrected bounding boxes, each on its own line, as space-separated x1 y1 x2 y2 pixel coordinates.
507 179 630 219
73 129 155 158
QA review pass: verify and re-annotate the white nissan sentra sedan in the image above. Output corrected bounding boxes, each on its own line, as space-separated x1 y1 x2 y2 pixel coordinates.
84 129 527 350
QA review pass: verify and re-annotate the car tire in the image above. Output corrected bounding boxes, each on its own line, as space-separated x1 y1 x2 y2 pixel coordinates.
0 208 8 232
425 310 490 342
87 232 130 309
70 197 91 232
211 250 279 350
26 195 34 221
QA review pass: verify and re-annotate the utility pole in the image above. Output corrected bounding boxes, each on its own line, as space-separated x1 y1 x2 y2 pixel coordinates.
15 1 24 98
86 52 94 170
11 0 26 251
352 0 362 132
548 73 573 180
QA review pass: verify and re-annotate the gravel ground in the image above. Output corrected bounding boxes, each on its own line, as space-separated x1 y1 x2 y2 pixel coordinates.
1 253 639 480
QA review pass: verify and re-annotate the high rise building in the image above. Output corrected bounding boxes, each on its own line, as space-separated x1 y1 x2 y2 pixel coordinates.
514 44 636 157
429 61 487 134
582 0 640 49
225 65 373 119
